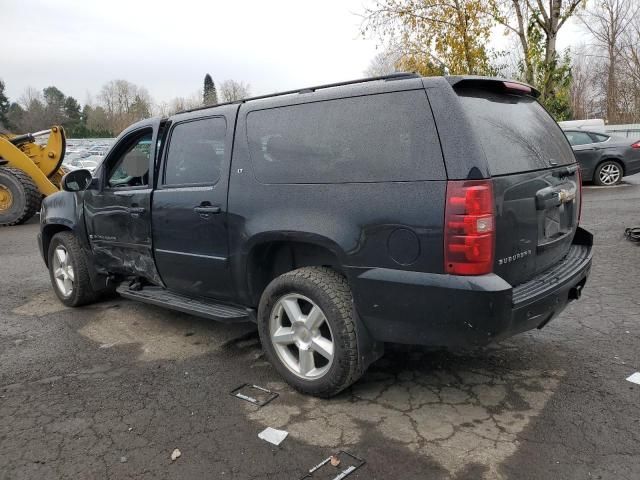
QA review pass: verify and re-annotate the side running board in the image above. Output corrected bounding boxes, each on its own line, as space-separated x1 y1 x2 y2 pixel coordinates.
116 286 254 323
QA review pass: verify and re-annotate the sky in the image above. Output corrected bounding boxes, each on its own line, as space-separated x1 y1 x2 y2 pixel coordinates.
1 0 585 106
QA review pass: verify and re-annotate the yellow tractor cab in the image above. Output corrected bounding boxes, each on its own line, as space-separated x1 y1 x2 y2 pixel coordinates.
0 126 67 226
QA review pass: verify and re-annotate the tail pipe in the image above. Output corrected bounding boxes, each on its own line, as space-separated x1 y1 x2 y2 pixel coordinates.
568 280 586 301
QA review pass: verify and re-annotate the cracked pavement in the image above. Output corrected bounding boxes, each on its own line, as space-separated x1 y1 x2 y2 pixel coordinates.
1 176 640 479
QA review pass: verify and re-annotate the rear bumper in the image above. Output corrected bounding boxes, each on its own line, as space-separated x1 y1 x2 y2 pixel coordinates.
349 227 593 347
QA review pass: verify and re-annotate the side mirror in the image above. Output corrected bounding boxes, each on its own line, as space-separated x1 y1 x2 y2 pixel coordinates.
61 169 93 192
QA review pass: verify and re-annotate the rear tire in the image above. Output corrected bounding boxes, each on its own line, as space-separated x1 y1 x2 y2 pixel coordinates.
594 160 623 186
257 267 364 398
0 167 40 226
48 231 100 307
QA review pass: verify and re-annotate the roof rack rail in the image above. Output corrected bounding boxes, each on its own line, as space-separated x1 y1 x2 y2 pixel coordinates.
181 72 419 114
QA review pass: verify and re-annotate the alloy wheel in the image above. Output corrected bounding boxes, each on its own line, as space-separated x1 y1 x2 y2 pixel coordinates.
599 163 621 185
52 245 74 297
269 293 334 380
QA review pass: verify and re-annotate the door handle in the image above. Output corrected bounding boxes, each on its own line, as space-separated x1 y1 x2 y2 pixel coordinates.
128 206 146 215
194 205 221 214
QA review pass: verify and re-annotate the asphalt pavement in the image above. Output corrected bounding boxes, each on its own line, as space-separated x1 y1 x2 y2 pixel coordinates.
1 177 639 479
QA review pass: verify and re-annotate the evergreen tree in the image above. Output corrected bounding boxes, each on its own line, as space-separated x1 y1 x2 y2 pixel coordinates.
43 86 67 124
203 74 218 106
0 80 10 129
63 96 82 136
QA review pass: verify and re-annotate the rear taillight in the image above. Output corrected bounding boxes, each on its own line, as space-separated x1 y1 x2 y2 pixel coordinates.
631 141 640 149
444 180 495 275
577 168 583 224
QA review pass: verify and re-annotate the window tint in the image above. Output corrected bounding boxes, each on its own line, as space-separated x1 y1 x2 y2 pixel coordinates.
457 89 575 175
565 131 594 146
246 90 444 184
590 132 609 143
107 131 152 188
164 117 226 186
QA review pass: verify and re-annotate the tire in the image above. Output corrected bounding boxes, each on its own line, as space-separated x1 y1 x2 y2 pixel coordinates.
0 167 40 226
48 231 100 307
257 267 363 397
594 160 623 186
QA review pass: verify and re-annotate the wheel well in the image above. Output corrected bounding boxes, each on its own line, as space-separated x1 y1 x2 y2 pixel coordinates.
42 224 71 266
247 241 342 306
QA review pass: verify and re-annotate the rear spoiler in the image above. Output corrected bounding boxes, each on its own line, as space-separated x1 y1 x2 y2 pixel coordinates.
445 76 540 98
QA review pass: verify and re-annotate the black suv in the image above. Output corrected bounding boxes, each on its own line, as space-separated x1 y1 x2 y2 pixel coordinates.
39 74 593 397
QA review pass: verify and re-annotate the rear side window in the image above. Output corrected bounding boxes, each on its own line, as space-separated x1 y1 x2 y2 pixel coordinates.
457 89 575 175
164 117 226 186
246 90 444 183
565 131 594 146
590 132 609 142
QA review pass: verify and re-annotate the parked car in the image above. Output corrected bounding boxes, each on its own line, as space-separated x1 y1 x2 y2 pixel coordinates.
38 74 593 397
564 129 640 186
64 157 101 174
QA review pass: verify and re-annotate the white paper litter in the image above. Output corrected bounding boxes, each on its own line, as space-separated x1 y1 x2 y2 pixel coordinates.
626 372 640 385
258 427 288 446
170 448 181 461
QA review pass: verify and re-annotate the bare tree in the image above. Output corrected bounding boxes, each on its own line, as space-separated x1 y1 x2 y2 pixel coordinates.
491 0 535 83
364 50 402 76
579 0 637 122
15 87 47 131
218 80 251 103
569 46 602 119
98 79 153 134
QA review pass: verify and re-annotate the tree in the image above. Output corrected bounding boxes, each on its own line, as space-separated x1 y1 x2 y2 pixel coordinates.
579 0 637 123
83 104 113 137
569 46 597 120
203 74 218 105
43 86 67 125
491 0 535 83
63 96 82 136
525 0 584 103
6 103 25 132
98 79 153 134
0 80 10 130
362 0 497 76
16 87 47 131
489 0 583 115
364 50 402 76
219 80 251 102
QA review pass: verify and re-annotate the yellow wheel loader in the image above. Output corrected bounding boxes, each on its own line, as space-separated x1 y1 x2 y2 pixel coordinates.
0 126 66 226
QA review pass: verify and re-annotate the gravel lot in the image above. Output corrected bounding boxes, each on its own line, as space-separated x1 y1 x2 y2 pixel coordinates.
1 177 639 480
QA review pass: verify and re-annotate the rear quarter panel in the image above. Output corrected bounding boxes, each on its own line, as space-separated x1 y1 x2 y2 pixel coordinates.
227 84 447 305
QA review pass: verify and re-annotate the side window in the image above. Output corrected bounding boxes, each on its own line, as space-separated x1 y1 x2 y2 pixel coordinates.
164 117 226 186
246 90 445 184
107 131 152 188
589 133 609 143
565 131 593 146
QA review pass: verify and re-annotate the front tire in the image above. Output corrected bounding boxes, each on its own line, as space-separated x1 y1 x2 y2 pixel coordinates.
257 267 363 397
594 160 623 186
48 231 100 307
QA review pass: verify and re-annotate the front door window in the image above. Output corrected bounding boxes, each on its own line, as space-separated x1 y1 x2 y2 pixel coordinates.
107 131 153 188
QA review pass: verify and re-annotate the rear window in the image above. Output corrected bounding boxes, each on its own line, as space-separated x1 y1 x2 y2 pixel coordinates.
457 89 575 176
246 90 445 184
